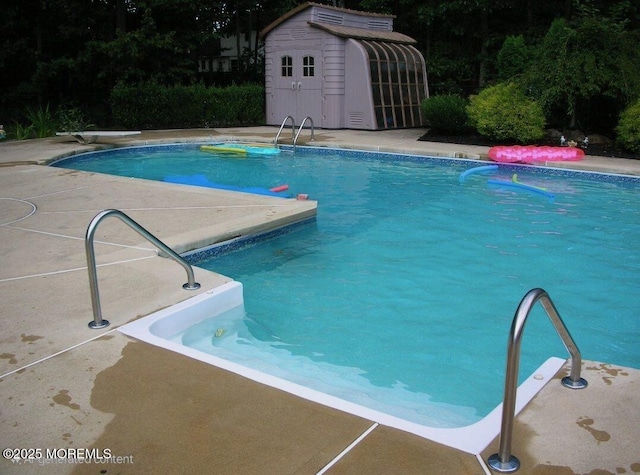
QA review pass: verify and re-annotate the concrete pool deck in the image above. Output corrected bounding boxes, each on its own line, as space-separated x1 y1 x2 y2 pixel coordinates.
0 128 638 474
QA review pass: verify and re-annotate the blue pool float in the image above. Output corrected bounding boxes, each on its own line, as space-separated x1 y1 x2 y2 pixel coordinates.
487 179 555 201
459 165 499 182
164 174 290 197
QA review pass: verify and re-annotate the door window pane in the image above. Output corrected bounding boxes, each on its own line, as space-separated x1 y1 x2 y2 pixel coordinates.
281 56 292 77
303 56 315 77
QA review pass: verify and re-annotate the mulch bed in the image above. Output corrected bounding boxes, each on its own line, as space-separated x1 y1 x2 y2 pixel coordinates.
418 133 638 160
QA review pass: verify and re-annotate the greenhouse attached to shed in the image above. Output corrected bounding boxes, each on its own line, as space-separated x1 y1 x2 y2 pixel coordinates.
260 2 429 130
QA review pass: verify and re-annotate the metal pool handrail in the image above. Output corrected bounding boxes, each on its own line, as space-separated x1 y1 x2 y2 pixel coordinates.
488 288 587 473
274 115 295 145
293 116 315 149
85 209 200 329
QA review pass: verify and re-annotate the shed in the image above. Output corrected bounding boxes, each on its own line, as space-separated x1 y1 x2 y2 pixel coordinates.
260 2 429 130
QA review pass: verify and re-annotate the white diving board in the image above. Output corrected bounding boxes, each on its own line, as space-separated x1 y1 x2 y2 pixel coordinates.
56 131 141 144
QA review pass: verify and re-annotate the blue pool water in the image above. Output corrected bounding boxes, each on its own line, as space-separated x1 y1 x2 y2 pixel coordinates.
54 144 640 427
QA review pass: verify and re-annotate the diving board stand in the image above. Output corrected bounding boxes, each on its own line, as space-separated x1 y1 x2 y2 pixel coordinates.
56 131 141 144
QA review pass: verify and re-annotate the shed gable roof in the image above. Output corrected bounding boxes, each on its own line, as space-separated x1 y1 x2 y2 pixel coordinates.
260 1 395 39
308 22 416 45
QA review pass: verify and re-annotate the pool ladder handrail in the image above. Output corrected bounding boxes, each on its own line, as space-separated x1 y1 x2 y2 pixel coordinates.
293 116 315 149
85 209 200 329
274 115 295 145
488 288 587 473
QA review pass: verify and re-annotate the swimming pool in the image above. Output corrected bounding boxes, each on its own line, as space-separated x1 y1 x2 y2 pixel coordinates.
54 144 640 432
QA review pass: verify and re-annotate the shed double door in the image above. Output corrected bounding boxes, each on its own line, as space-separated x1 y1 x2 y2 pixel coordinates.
272 50 322 128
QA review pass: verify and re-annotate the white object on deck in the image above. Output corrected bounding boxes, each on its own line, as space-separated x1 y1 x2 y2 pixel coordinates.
56 131 141 144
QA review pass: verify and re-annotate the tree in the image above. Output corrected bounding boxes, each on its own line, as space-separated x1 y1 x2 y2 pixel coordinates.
414 0 519 89
526 14 640 131
496 36 531 82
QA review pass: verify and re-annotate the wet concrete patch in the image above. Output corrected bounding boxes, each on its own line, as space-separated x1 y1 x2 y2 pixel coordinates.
325 424 481 474
80 340 372 474
52 390 81 411
576 416 611 443
586 362 630 386
0 353 17 365
20 334 44 344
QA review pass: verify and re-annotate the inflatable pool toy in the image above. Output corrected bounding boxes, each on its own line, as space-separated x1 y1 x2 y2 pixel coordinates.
488 145 584 164
164 174 291 197
460 165 553 200
200 144 281 155
200 145 246 155
488 178 555 200
511 173 547 191
459 165 499 182
488 179 555 200
200 143 281 156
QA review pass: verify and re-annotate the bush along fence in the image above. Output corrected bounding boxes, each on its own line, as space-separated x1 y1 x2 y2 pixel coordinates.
110 82 265 129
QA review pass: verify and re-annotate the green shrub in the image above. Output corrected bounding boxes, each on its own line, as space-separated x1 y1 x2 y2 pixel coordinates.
420 95 468 135
111 82 265 129
25 104 56 138
110 83 139 129
466 82 546 143
616 100 640 154
14 122 34 140
57 107 95 132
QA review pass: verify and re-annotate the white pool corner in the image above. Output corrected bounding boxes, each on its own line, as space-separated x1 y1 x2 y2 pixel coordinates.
118 282 566 455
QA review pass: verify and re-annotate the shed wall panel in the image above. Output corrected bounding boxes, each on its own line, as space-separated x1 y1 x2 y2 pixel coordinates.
322 37 346 97
344 39 376 129
322 99 342 128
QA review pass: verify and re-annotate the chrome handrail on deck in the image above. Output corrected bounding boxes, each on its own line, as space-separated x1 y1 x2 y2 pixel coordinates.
85 209 200 329
488 288 587 473
293 116 315 149
274 115 295 145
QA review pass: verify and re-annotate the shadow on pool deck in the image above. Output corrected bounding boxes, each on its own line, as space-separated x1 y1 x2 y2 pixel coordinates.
0 128 638 475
